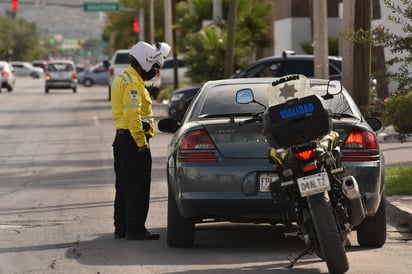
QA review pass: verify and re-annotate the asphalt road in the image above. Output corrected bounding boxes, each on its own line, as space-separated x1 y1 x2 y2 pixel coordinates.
0 77 411 274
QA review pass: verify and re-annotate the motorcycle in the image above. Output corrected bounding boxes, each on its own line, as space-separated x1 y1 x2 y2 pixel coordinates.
236 75 367 274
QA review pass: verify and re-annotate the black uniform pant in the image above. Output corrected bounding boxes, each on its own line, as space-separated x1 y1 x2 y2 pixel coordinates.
112 130 152 236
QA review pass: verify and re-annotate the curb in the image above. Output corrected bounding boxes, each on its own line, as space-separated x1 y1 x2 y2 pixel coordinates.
386 196 412 232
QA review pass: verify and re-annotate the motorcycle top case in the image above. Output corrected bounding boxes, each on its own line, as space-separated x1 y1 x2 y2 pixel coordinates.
262 94 332 148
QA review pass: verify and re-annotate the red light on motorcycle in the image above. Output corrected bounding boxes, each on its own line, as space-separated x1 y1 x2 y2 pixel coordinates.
303 162 317 172
178 129 218 162
297 149 315 161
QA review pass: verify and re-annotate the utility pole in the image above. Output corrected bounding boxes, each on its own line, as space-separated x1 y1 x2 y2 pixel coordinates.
224 0 237 78
149 0 155 44
342 0 372 108
353 0 372 108
313 0 329 79
342 0 355 98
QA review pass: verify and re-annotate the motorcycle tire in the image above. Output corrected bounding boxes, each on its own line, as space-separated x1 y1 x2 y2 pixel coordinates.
307 192 349 274
167 184 195 247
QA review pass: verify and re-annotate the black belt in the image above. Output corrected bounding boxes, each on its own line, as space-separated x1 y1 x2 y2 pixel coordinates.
116 129 152 141
116 129 129 134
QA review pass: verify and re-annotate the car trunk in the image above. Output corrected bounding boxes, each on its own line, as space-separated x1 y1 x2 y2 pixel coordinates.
204 122 270 159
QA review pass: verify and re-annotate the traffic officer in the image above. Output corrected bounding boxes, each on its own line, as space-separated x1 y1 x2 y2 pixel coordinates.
111 41 171 240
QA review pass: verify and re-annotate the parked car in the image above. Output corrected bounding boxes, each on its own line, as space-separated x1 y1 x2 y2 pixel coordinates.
167 84 202 122
108 49 161 100
232 51 342 80
161 57 191 88
44 60 77 93
11 61 44 78
78 61 109 87
158 77 385 247
0 61 16 92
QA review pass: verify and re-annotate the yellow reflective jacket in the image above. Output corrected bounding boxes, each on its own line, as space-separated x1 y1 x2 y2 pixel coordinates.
111 66 155 147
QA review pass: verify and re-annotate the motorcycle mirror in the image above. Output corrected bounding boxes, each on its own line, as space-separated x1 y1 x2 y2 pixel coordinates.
236 88 254 104
327 80 342 95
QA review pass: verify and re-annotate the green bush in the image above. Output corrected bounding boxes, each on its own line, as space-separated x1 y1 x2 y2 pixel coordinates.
383 92 412 134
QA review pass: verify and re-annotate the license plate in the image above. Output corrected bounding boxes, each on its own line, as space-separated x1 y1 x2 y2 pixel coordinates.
259 172 278 192
297 172 331 197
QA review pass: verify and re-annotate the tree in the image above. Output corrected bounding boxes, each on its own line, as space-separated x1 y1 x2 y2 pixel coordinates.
176 0 273 82
103 0 165 51
0 14 45 61
347 0 412 95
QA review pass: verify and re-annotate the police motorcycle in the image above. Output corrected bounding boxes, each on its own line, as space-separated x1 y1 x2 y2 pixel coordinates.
237 75 367 274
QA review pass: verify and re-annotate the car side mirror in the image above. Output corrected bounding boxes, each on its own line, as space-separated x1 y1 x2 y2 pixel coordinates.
365 117 382 132
158 118 180 133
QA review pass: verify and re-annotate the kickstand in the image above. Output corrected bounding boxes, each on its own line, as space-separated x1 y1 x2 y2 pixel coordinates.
285 245 314 269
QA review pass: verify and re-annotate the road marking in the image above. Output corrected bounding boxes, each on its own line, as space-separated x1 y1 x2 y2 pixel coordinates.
92 113 100 126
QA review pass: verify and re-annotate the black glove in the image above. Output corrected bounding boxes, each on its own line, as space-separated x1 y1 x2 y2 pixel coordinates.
142 121 150 131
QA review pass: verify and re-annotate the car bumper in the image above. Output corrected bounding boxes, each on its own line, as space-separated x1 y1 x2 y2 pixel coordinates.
169 161 292 223
46 80 77 89
343 160 384 216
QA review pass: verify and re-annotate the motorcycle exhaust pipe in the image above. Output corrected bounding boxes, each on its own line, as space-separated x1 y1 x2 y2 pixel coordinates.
342 176 366 227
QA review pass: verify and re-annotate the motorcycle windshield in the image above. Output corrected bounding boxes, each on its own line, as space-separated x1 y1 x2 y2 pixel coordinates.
266 74 312 106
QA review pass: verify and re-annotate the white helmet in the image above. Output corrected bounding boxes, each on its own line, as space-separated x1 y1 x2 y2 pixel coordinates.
129 41 171 72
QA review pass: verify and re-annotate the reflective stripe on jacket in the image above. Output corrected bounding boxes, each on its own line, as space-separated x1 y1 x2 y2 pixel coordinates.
111 66 155 147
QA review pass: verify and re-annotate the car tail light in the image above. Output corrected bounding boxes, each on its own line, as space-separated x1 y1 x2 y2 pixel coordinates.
72 72 77 79
2 71 9 77
178 129 218 162
296 149 315 161
109 68 114 77
156 69 160 77
45 72 51 80
341 130 380 161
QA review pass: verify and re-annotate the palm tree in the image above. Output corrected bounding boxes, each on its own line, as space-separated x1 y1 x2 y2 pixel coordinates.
176 0 273 82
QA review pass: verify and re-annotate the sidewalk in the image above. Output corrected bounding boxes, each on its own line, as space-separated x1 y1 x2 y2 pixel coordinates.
378 125 412 231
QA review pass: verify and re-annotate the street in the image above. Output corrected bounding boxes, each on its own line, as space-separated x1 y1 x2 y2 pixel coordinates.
0 77 411 274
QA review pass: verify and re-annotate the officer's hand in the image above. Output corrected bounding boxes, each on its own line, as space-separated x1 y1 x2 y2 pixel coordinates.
138 144 149 153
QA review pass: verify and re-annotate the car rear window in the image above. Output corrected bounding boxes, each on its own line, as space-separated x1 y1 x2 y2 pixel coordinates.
199 83 269 116
197 82 357 118
114 52 130 64
48 63 74 72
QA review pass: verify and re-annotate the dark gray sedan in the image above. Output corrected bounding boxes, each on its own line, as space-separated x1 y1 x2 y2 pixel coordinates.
158 77 385 248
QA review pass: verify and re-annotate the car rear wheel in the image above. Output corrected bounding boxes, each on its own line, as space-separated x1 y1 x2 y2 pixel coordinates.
73 88 77 93
45 88 49 93
356 191 387 247
167 185 195 247
83 79 93 87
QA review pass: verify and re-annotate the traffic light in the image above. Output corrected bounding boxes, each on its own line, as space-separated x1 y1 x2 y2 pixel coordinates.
11 0 19 12
133 17 139 33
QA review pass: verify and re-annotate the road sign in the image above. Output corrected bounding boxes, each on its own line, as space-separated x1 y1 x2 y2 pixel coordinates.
83 2 120 12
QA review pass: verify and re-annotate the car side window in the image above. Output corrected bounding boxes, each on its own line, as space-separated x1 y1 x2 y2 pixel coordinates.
284 60 314 78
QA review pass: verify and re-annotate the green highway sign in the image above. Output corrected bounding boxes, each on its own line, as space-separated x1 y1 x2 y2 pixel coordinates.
83 2 120 12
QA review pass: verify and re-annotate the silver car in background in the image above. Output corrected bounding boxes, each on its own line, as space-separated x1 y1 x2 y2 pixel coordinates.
45 60 78 93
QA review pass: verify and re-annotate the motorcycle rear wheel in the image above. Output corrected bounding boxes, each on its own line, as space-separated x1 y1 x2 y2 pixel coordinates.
307 192 349 274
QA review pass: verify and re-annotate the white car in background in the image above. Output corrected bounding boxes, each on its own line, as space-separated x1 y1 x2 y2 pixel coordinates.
161 57 191 88
11 61 44 78
0 61 16 92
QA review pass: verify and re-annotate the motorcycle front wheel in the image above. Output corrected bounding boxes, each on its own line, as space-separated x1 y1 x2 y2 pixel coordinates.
307 192 349 274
